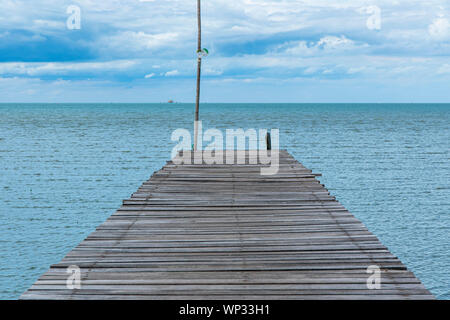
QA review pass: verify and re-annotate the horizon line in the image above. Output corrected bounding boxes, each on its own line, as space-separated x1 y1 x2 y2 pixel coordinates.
2 102 450 104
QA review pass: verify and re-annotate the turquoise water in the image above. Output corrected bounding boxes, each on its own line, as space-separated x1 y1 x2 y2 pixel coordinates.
0 103 448 299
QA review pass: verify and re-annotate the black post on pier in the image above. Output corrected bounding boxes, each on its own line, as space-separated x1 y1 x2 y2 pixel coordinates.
266 132 272 150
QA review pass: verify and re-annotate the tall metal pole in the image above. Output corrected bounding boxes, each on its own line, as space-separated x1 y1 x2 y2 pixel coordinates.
193 0 202 151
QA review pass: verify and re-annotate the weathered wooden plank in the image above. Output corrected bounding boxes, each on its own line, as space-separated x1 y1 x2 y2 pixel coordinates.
21 294 436 300
37 269 422 279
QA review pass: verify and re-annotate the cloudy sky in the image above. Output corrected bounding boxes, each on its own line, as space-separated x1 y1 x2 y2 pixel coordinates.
0 0 449 102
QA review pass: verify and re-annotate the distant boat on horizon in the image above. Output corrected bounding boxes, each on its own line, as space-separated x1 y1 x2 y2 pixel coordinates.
168 100 174 103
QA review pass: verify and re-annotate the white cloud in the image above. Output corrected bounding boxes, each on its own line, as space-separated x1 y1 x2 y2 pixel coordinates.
32 19 65 29
280 35 368 57
437 64 450 74
144 73 155 78
317 36 357 50
100 31 180 54
347 66 367 74
164 69 180 76
0 61 137 76
203 68 223 76
428 18 450 41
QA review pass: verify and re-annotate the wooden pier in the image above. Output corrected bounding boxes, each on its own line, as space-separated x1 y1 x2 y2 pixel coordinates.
21 150 433 300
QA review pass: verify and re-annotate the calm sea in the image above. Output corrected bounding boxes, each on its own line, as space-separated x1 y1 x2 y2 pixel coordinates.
0 103 448 299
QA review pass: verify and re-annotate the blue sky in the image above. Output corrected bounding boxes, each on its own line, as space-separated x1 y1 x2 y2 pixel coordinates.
0 0 449 102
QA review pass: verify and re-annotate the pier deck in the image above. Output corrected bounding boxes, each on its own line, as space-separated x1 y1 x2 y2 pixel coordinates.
21 150 433 300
